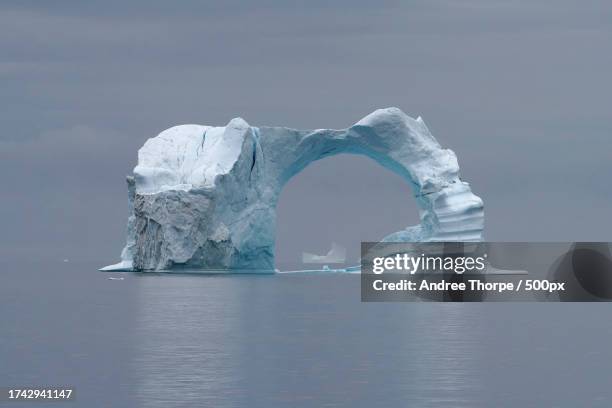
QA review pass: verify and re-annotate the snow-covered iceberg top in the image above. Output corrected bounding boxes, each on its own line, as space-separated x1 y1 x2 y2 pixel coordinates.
102 108 484 272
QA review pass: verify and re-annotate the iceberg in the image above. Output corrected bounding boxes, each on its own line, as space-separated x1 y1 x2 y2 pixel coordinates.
302 243 347 264
102 108 484 272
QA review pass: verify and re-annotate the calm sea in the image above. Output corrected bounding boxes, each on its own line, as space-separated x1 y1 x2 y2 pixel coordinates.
2 261 611 407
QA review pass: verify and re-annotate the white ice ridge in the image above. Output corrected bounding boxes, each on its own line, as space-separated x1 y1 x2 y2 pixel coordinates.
101 108 484 272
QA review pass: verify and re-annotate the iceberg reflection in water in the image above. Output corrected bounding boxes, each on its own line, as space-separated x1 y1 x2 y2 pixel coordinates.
133 273 485 407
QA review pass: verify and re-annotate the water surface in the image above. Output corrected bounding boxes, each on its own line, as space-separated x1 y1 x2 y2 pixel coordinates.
2 261 611 407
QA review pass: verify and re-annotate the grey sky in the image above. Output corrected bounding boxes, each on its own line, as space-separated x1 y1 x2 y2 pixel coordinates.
1 1 611 266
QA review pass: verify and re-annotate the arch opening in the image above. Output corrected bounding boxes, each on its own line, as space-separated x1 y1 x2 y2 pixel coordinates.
275 153 420 271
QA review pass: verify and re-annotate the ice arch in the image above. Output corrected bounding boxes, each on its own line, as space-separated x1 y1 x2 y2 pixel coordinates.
102 108 484 272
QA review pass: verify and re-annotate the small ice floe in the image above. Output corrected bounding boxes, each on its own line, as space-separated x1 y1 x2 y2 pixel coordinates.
107 276 125 281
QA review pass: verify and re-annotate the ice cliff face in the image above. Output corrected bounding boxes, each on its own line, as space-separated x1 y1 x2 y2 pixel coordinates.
102 108 484 272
